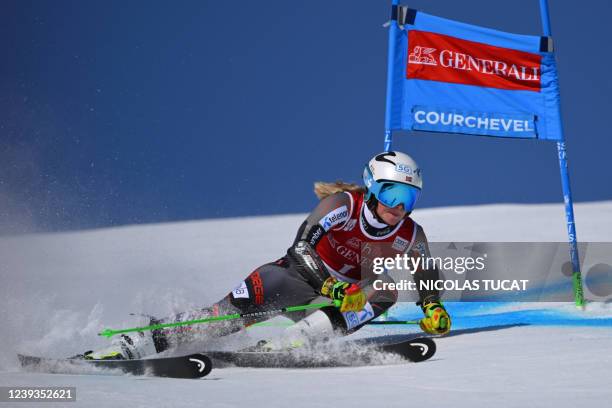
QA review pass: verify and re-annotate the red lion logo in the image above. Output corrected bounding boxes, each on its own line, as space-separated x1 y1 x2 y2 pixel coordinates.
409 46 437 65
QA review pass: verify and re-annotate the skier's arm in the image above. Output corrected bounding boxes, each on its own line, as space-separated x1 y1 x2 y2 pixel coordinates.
409 226 451 335
287 192 352 289
292 192 352 247
408 225 441 305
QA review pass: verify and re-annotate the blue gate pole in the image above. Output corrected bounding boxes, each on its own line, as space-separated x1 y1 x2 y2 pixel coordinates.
539 0 584 307
383 0 400 151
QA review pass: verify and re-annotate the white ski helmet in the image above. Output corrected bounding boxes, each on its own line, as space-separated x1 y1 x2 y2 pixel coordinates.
362 151 422 211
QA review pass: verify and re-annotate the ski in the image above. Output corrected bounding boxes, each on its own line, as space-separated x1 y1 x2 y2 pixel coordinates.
204 335 436 368
18 336 434 377
17 353 212 379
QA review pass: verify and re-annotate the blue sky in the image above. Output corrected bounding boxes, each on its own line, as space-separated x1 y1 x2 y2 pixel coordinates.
1 0 610 233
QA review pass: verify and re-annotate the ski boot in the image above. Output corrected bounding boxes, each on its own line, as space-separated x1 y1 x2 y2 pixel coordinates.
83 332 157 360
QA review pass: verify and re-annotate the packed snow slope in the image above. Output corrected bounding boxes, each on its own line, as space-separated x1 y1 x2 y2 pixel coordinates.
1 201 611 408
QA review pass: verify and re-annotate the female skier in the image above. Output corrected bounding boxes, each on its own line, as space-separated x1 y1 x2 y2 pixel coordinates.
85 151 451 360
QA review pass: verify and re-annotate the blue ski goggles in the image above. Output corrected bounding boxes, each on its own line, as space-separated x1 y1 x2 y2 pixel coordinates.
375 182 421 212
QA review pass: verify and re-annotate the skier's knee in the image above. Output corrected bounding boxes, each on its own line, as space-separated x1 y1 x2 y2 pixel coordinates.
319 306 351 335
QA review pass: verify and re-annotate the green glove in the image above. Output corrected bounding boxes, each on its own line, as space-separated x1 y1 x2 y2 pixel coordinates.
321 277 367 313
420 301 451 335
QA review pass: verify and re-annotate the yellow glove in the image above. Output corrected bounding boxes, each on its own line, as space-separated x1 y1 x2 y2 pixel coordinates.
321 277 367 313
419 301 451 335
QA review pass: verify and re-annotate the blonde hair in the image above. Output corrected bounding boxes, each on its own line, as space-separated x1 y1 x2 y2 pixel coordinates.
313 181 366 200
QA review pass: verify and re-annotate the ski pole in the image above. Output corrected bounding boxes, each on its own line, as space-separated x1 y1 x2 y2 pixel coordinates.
366 320 419 325
98 300 339 338
246 319 420 329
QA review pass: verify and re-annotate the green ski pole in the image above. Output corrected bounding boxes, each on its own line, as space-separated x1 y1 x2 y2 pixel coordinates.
247 319 420 329
98 300 339 338
366 320 419 325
